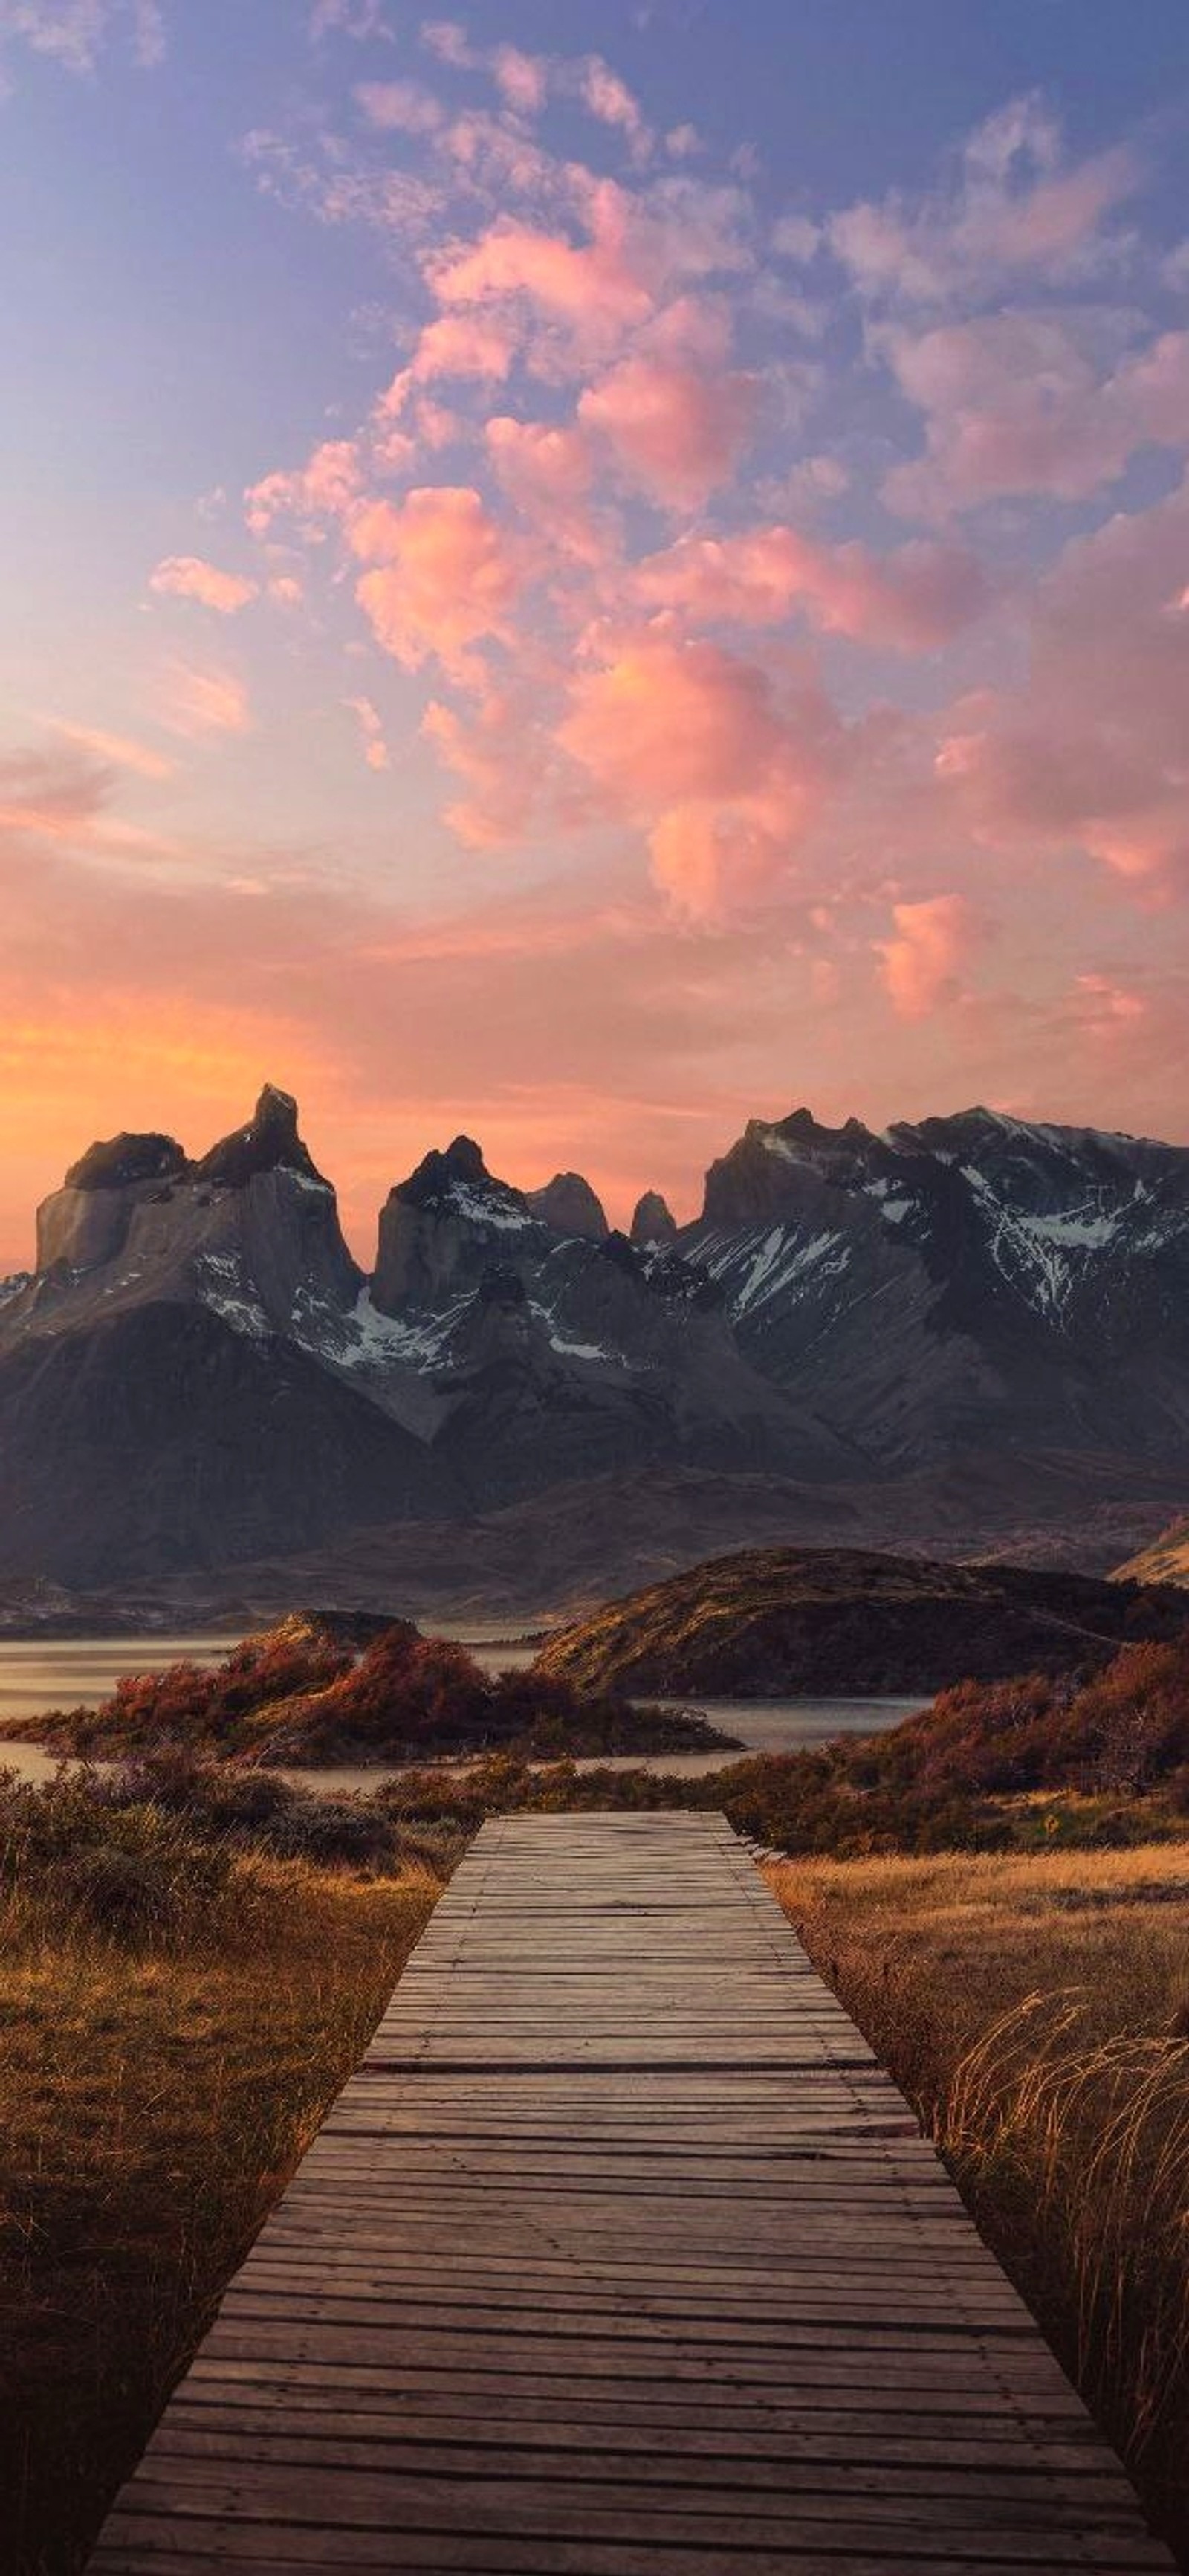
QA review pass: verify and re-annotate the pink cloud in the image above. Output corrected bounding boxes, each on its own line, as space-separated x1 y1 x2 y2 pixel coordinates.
0 0 165 75
577 54 651 159
51 721 175 781
0 743 117 842
884 317 1189 517
932 473 1189 894
437 106 555 200
0 740 179 865
1069 972 1147 1036
245 439 362 535
877 894 975 1017
649 807 791 922
154 661 252 739
559 628 840 918
354 78 444 135
420 19 472 69
380 311 518 415
414 26 647 153
422 688 540 848
635 523 987 648
311 0 390 37
491 43 547 116
772 213 820 263
221 63 1183 1013
349 484 522 677
430 189 654 359
578 350 758 507
560 630 786 808
484 414 601 558
831 96 1138 306
346 695 390 773
149 555 259 614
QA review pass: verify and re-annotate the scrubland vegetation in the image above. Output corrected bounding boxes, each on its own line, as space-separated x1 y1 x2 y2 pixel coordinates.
0 1760 452 2576
5 1614 1189 2569
357 1627 1189 1859
768 1844 1189 2564
11 1614 730 1764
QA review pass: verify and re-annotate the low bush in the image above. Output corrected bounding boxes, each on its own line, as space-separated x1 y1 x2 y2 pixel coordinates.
48 1840 230 1943
22 1617 733 1767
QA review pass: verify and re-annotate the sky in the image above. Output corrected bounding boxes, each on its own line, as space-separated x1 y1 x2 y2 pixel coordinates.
2 0 1189 1268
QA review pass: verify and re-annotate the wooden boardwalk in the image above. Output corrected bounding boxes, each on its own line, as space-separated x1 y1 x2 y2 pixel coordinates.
91 1812 1174 2573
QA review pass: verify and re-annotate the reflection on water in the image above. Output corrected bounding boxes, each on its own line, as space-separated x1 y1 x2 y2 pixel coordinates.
0 1632 922 1789
0 1631 538 1726
586 1696 924 1780
0 1636 237 1723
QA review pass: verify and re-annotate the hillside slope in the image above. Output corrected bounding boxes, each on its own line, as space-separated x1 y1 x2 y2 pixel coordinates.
534 1546 1188 1699
1115 1518 1189 1587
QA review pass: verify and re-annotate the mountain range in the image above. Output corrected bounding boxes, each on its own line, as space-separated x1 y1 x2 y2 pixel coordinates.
2 1084 1188 1607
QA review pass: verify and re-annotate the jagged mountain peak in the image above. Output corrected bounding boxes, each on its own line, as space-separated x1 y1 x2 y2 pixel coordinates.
766 1107 873 1149
195 1084 326 1190
8 1083 1189 1593
392 1134 519 1213
631 1190 677 1248
702 1108 880 1229
442 1134 487 1180
527 1172 609 1241
65 1132 188 1193
374 1138 535 1315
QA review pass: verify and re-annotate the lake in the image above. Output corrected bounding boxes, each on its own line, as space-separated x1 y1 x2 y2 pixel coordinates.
0 1632 922 1789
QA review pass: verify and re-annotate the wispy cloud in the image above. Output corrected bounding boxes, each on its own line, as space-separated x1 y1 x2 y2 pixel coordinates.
149 556 259 614
0 0 165 78
154 661 252 740
51 719 175 780
346 694 391 772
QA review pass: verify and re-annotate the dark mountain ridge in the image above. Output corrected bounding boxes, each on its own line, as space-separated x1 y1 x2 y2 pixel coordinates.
2 1088 1188 1591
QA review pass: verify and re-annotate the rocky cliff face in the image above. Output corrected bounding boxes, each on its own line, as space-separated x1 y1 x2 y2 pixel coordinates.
4 1091 1189 1586
528 1172 608 1240
372 1137 543 1313
685 1104 1189 1468
27 1085 359 1343
631 1191 677 1247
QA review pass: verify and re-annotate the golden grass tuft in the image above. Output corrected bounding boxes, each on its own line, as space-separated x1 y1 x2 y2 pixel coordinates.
768 1841 1189 2563
0 1837 442 2576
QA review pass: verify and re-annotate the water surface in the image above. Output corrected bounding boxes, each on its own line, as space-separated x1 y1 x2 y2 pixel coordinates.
0 1633 921 1789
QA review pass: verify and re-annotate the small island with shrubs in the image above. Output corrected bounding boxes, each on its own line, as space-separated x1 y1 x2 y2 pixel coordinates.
4 1610 738 1766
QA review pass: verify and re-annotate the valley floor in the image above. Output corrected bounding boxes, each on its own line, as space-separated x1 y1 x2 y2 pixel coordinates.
770 1843 1189 2568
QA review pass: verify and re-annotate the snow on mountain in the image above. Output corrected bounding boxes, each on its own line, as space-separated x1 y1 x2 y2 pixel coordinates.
4 1092 1189 1584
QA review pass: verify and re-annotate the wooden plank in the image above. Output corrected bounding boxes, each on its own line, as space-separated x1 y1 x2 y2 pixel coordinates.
87 1812 1176 2573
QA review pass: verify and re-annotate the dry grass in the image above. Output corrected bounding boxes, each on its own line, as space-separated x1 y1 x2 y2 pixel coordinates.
0 1836 442 2576
768 1840 1189 2566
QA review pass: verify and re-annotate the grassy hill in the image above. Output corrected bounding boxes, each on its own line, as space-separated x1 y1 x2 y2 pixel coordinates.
1116 1515 1189 1586
534 1544 1188 1699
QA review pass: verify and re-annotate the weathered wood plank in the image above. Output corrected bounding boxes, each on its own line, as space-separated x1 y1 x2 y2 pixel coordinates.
87 1812 1175 2572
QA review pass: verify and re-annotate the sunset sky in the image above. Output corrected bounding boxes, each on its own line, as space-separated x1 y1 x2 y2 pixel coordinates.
2 0 1189 1269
